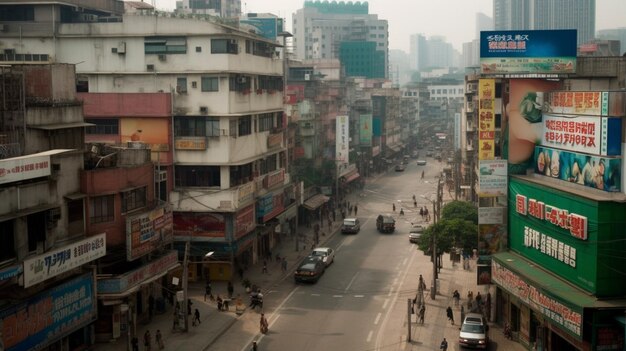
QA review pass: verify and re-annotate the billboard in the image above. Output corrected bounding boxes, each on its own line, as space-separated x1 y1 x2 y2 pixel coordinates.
359 114 372 146
240 17 283 41
541 114 621 156
121 118 170 152
0 273 97 350
23 234 105 288
336 115 349 168
235 204 256 240
126 206 173 261
0 150 70 185
478 224 507 256
533 146 621 192
478 79 495 160
478 160 507 197
544 91 626 117
479 207 505 224
480 30 577 75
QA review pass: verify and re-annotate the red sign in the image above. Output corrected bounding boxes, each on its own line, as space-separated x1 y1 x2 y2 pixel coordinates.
515 194 588 240
235 205 255 239
264 169 285 189
173 212 225 238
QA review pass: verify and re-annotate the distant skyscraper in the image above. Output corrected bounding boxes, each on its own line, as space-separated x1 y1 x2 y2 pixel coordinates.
292 1 388 78
493 0 595 45
475 12 493 40
597 28 626 55
409 34 459 72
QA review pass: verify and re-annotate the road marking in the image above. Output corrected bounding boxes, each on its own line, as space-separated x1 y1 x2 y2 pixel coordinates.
268 290 277 294
311 293 320 296
344 271 359 293
402 258 408 265
382 298 389 309
354 295 364 298
374 312 382 325
333 295 343 298
366 330 373 343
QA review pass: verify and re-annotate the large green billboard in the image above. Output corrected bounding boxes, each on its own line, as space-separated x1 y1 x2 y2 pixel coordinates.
509 177 626 297
359 114 372 146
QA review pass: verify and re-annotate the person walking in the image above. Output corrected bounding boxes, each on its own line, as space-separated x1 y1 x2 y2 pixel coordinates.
193 308 201 326
155 329 164 350
419 304 426 324
227 281 234 298
421 170 425 179
446 306 455 325
392 203 396 212
453 290 460 307
260 313 269 334
204 281 212 301
281 257 288 272
440 338 448 351
131 336 139 351
419 207 424 219
262 260 268 274
354 204 358 216
143 330 152 351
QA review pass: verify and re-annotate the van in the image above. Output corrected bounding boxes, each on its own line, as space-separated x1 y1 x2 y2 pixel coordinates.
376 215 395 233
459 313 489 349
341 218 360 234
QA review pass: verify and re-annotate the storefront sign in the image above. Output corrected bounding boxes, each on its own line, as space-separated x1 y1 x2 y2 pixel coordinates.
480 30 577 75
267 132 283 149
0 152 51 185
359 114 372 146
544 91 626 117
173 212 225 238
541 114 621 156
174 137 207 150
264 169 285 189
523 225 576 267
478 224 506 256
235 204 256 239
126 207 173 261
0 264 22 282
237 182 255 204
492 260 582 338
478 79 495 160
533 146 621 192
478 160 507 196
515 193 587 240
0 273 97 350
478 207 505 224
336 115 349 169
97 251 178 294
23 233 106 288
257 192 284 223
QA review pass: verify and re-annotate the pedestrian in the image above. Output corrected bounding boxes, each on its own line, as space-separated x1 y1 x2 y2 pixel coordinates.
418 274 426 291
475 292 483 307
252 341 258 351
131 336 139 351
204 281 212 301
281 257 288 272
262 260 268 274
461 305 466 324
392 203 396 212
421 170 425 179
193 308 201 325
148 294 155 319
143 330 152 351
155 329 164 350
187 299 192 315
227 281 234 298
440 338 448 351
453 290 460 306
446 306 455 325
414 200 417 208
412 194 416 202
354 204 358 216
419 207 424 218
399 208 404 216
419 304 426 324
260 313 269 334
217 295 223 311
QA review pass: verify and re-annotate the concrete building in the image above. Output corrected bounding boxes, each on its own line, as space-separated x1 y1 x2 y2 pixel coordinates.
493 0 595 46
597 27 626 55
292 0 389 78
409 34 460 72
177 0 241 18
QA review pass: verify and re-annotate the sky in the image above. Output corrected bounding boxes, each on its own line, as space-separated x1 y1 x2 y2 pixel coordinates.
154 0 626 52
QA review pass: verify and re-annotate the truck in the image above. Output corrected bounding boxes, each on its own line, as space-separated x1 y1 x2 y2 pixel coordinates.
376 215 395 233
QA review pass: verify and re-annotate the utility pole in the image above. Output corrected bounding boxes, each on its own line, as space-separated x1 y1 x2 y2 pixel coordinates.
431 177 443 300
182 241 190 332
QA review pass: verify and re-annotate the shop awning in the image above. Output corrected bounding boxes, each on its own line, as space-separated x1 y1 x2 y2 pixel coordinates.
30 122 95 130
345 172 360 183
302 194 329 210
388 144 402 153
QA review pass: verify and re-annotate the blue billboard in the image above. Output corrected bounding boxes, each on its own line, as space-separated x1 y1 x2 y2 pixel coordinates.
0 273 96 350
480 30 577 75
240 17 283 41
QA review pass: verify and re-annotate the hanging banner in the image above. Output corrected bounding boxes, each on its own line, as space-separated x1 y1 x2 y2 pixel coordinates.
478 160 508 197
336 115 349 168
478 79 495 160
544 91 626 117
359 114 372 146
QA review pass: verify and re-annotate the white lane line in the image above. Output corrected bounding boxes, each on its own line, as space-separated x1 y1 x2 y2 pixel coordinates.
354 295 364 298
344 271 359 293
402 258 408 265
374 312 382 325
333 295 343 298
311 293 320 297
392 278 398 285
382 298 389 309
366 330 373 343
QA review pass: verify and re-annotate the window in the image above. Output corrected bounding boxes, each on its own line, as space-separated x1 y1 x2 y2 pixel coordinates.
86 119 119 135
252 41 272 58
121 187 147 213
230 163 253 186
245 40 251 53
145 36 187 54
258 113 274 132
27 211 46 252
175 166 221 187
259 154 278 174
196 46 202 52
229 119 237 137
201 77 219 92
238 116 252 136
211 39 238 54
177 77 187 93
90 195 114 224
206 118 220 137
0 220 16 262
0 5 34 21
50 129 83 149
67 199 84 236
176 117 205 137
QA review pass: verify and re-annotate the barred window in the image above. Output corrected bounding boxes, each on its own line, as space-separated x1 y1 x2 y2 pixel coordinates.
90 195 114 223
121 187 147 213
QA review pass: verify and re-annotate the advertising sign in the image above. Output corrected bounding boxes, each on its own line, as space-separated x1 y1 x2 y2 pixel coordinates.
359 114 372 146
23 233 106 288
479 207 505 224
505 79 562 175
126 207 173 261
237 182 255 204
478 224 506 256
173 212 225 238
541 114 621 156
544 91 626 117
235 204 256 240
240 17 283 41
121 118 170 152
533 146 621 192
478 79 495 160
97 251 178 294
0 153 51 185
336 115 349 168
175 138 207 150
492 260 583 339
0 273 97 350
256 192 285 223
480 30 577 75
478 160 507 197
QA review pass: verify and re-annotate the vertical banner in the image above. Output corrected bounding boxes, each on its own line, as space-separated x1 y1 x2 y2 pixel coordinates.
336 115 349 169
478 79 495 160
359 114 372 146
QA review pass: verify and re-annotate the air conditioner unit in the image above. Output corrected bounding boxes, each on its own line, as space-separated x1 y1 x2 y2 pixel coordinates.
176 85 187 94
117 41 126 54
199 106 208 114
158 54 167 61
304 73 310 81
146 64 155 71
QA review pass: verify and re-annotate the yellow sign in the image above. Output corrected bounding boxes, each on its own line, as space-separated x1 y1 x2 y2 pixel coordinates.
478 79 495 160
175 138 207 150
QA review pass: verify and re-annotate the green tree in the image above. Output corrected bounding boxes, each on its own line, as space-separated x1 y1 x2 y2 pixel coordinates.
416 201 478 257
441 200 478 224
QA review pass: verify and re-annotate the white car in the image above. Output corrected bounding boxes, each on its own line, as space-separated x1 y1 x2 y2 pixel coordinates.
310 247 335 266
409 224 424 243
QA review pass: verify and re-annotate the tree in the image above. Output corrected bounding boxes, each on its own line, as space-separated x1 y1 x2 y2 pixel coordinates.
416 201 478 257
440 200 478 224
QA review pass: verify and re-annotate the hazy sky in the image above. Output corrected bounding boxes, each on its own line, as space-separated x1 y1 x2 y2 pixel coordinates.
154 0 626 52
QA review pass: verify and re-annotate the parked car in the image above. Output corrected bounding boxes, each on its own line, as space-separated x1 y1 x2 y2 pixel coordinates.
341 218 361 234
294 257 326 283
310 247 335 266
411 151 419 158
416 160 427 166
376 214 396 233
408 224 424 243
459 313 489 349
395 164 406 172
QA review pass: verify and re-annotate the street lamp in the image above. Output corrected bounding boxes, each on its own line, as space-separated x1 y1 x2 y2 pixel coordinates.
181 246 215 332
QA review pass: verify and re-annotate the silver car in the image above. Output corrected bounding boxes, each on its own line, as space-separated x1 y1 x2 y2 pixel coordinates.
408 225 424 243
311 247 335 266
459 313 489 349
